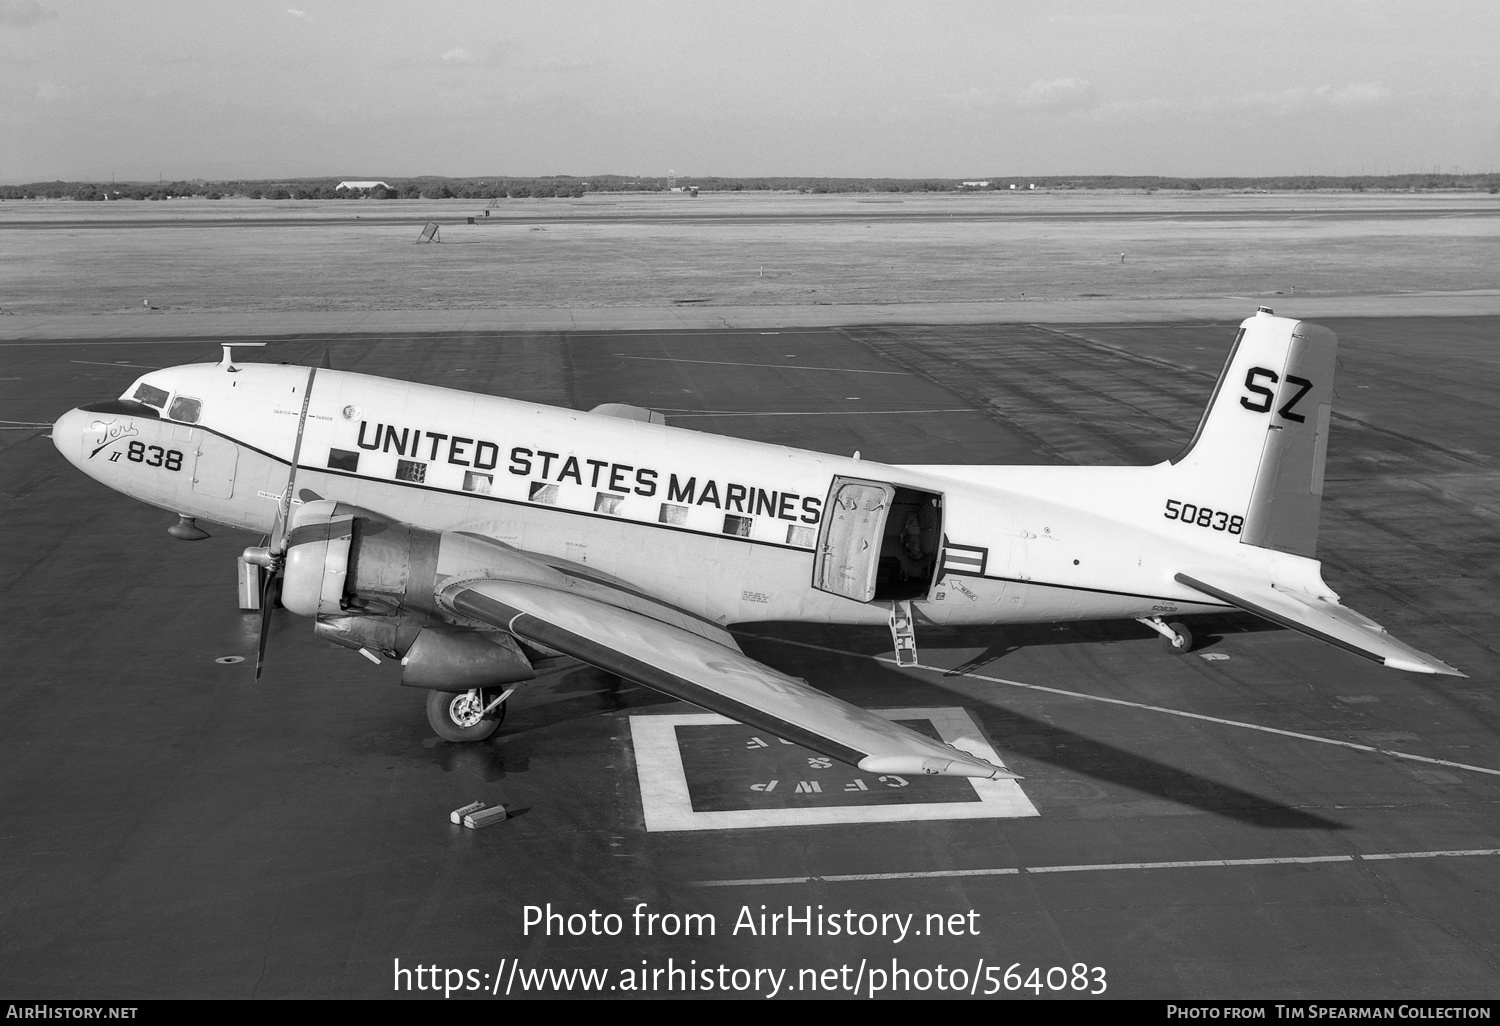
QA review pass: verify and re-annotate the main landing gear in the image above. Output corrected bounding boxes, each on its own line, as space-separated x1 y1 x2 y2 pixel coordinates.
426 687 509 742
1138 616 1194 655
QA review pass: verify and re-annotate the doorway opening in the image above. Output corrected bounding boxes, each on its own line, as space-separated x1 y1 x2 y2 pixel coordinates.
812 476 943 603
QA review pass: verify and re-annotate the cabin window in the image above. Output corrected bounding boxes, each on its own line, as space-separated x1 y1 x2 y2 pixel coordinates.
594 492 622 515
167 395 202 423
395 459 426 484
464 472 493 494
722 514 753 538
131 383 169 409
528 482 559 505
786 525 815 548
658 503 688 526
327 448 359 472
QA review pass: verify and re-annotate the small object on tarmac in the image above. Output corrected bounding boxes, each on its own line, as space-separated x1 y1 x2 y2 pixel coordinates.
450 800 486 824
464 805 508 829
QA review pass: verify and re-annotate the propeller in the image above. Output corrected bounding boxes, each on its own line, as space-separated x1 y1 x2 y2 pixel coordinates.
248 364 321 679
254 564 282 679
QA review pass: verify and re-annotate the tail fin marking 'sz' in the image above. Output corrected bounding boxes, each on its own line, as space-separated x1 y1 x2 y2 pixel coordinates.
1170 308 1336 558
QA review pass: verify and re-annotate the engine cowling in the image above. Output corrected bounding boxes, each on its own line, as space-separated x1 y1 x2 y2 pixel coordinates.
282 510 355 617
280 500 442 619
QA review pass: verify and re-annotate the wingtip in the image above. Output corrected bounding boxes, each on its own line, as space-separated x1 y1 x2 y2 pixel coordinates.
1384 655 1467 677
859 754 1020 781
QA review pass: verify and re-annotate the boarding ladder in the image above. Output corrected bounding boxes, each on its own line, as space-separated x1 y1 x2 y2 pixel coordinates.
889 600 918 667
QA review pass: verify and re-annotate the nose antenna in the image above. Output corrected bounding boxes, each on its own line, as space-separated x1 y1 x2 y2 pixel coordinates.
219 342 267 371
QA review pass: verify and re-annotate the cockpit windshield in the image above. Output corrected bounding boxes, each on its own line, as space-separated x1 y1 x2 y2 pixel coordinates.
130 382 170 409
123 378 202 424
167 395 202 423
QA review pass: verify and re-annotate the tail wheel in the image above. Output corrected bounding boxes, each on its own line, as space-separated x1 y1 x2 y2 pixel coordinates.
1161 621 1194 655
426 688 507 742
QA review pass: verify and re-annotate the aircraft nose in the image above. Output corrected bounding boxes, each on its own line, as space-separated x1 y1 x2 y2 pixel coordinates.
52 407 90 467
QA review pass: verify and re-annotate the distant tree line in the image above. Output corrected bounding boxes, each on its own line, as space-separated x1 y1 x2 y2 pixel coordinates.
3 173 1498 201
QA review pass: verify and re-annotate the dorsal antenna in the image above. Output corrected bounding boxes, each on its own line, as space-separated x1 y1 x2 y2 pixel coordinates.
219 342 268 371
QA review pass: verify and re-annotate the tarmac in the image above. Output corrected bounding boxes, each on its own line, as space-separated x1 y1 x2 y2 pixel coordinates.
2 307 1498 998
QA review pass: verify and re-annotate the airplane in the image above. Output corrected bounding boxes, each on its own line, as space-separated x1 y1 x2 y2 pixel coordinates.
50 308 1463 783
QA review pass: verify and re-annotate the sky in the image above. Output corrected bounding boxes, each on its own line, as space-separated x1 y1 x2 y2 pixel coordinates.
2 0 1498 182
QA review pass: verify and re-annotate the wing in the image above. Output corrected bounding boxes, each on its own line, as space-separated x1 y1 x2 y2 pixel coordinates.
441 578 1017 780
1175 571 1464 676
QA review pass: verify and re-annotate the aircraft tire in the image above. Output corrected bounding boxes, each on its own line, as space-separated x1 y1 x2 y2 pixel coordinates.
1161 622 1194 655
427 688 506 742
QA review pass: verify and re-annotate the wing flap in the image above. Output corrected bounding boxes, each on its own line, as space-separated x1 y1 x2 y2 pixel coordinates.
1175 572 1464 676
446 579 1016 780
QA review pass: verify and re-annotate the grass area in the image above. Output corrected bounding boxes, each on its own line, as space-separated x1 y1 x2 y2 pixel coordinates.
1 192 1496 315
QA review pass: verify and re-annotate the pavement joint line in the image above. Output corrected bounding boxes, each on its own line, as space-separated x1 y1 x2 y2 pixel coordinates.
688 849 1500 888
750 635 1500 779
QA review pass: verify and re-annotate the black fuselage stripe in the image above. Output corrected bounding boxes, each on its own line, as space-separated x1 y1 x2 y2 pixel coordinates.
451 590 867 766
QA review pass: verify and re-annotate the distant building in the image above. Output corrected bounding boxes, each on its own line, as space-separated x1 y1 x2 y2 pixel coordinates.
336 180 391 191
961 180 991 188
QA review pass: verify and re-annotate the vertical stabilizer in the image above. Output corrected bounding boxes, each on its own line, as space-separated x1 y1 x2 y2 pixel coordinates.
1169 309 1337 557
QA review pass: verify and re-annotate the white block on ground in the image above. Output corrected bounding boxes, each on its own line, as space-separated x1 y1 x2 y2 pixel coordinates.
450 801 486 824
464 806 508 829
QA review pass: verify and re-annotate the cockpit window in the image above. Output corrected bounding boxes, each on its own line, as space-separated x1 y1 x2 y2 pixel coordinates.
167 395 202 424
132 383 170 409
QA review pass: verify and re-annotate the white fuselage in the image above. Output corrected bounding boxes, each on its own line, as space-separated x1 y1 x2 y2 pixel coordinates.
59 361 1232 631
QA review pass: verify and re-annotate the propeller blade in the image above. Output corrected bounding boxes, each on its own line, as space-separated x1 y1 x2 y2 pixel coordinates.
267 503 288 557
254 573 281 681
258 367 318 679
270 366 321 556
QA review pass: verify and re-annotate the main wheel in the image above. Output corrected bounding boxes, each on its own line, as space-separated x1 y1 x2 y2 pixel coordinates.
426 688 507 742
1161 621 1194 655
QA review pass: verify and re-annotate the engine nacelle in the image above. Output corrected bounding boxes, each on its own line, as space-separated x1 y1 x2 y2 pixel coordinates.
400 628 536 690
281 500 444 619
313 614 424 658
282 499 568 622
279 500 559 688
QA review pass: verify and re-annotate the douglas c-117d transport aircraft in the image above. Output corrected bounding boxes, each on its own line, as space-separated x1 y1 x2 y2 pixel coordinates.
52 309 1462 782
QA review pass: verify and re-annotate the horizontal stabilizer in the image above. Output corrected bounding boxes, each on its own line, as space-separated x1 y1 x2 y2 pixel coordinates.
445 579 1017 780
1175 572 1464 677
